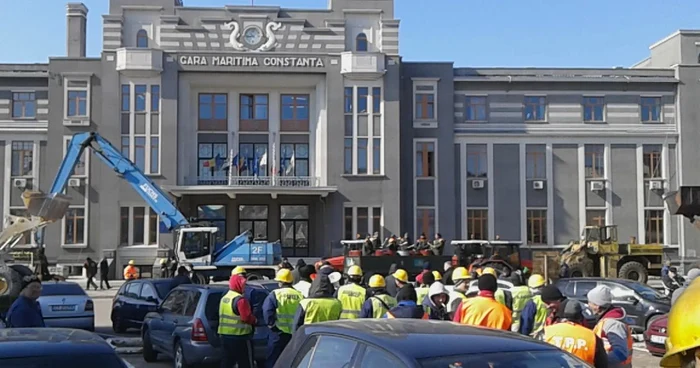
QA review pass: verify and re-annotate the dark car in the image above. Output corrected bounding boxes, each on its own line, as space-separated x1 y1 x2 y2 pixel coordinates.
0 328 130 367
111 279 174 333
275 319 590 368
644 314 668 356
142 280 277 367
555 277 670 332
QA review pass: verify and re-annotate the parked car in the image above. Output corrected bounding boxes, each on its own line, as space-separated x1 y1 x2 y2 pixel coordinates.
111 278 173 333
555 277 670 332
0 328 131 367
275 319 590 367
38 281 94 331
644 314 668 356
142 280 276 367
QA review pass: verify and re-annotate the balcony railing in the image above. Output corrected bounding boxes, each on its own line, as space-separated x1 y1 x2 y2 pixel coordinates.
340 52 386 80
189 176 321 187
116 48 163 77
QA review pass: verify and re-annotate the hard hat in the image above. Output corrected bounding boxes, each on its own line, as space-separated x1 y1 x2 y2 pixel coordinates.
482 267 497 276
274 269 293 284
452 267 470 282
128 260 135 266
432 271 442 281
661 279 700 367
231 266 246 275
160 259 167 265
368 274 386 288
393 269 408 283
347 265 363 277
528 274 546 289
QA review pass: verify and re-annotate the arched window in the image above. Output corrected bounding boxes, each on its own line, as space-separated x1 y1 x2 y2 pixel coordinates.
356 33 368 52
136 29 149 48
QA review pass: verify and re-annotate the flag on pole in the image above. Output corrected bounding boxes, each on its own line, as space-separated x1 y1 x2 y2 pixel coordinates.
271 135 276 178
259 151 268 176
285 151 295 176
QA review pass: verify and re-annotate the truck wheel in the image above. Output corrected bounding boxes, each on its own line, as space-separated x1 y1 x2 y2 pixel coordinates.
191 272 207 285
618 261 648 284
0 266 22 297
568 259 594 278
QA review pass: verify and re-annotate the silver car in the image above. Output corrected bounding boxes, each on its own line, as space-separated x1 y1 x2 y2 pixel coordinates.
38 282 94 331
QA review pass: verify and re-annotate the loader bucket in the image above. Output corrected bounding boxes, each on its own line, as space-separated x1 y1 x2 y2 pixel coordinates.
21 191 72 223
664 187 700 219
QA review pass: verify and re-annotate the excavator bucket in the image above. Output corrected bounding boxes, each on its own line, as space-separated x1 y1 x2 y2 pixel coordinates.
664 187 700 219
21 191 72 223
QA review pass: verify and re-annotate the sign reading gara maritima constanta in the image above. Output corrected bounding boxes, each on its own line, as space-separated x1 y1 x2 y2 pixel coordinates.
178 54 325 68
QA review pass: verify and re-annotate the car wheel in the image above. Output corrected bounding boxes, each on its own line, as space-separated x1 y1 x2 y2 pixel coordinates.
174 341 192 368
112 313 126 333
142 329 158 362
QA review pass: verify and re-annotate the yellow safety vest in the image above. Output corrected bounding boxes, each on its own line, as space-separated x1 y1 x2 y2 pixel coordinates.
218 290 253 336
416 286 430 304
299 298 342 325
272 287 303 334
369 294 397 319
510 286 532 332
531 295 549 338
337 283 366 319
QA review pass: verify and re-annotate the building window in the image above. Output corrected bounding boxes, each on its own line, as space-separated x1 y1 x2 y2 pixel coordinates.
372 87 382 175
524 96 546 122
11 141 33 177
415 142 435 178
281 205 309 257
240 94 269 131
645 209 664 244
586 209 606 227
355 33 368 52
465 96 487 122
239 205 268 240
12 92 36 119
136 29 148 48
198 93 227 131
526 145 546 179
344 138 353 175
526 209 547 244
467 209 487 240
121 84 160 174
64 207 86 245
584 145 605 179
198 142 228 183
343 206 382 240
280 143 309 176
643 145 662 179
120 206 159 246
198 205 226 246
64 137 87 176
239 143 268 177
583 97 605 122
641 97 661 123
66 79 89 118
151 85 160 112
344 87 353 174
281 94 309 131
414 84 436 120
135 85 147 112
344 86 382 175
416 208 436 239
121 85 130 112
466 144 487 178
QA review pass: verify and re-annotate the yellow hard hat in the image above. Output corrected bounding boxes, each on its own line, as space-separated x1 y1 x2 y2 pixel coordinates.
432 271 442 281
128 260 135 265
347 265 363 277
368 274 386 288
661 279 700 367
393 269 408 283
482 267 497 276
160 259 167 265
528 274 546 289
275 269 294 284
452 267 470 282
231 266 246 275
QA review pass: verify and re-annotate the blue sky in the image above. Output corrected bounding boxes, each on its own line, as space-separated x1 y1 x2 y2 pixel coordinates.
2 0 700 67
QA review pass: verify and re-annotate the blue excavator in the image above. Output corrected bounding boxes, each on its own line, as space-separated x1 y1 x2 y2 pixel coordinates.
0 132 281 304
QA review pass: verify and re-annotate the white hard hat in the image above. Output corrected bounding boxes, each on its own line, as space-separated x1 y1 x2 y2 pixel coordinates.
329 272 342 284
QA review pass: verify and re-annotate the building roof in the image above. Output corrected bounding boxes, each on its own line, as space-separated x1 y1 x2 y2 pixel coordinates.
0 64 49 78
453 67 678 83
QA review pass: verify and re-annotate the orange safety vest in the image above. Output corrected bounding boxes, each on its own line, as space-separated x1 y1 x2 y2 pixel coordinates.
456 296 512 330
123 265 138 280
386 311 429 320
544 322 597 365
592 318 633 366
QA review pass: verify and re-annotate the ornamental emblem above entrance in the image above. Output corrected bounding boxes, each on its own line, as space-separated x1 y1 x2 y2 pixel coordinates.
223 20 283 52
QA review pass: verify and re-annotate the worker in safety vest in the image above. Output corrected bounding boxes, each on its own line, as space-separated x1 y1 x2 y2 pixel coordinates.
293 265 314 298
482 267 513 310
508 273 532 332
587 285 633 368
453 274 512 330
544 299 608 368
335 265 367 319
123 260 138 280
292 272 341 332
384 284 428 319
262 269 303 368
447 267 470 319
360 274 397 318
519 274 552 338
218 274 257 368
415 271 435 305
660 275 700 367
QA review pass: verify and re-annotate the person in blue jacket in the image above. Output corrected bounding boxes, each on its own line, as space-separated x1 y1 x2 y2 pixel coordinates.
6 274 45 328
383 284 428 319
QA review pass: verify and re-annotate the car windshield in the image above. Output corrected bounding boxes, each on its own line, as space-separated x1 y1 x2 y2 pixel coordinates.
0 354 127 368
153 282 172 299
419 350 589 368
41 283 86 297
624 281 666 300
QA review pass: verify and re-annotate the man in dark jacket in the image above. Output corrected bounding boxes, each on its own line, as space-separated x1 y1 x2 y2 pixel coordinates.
292 273 342 331
169 266 192 289
385 263 399 297
291 259 306 284
36 247 51 281
83 257 99 290
308 262 335 297
99 258 111 290
6 275 44 328
384 284 427 319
